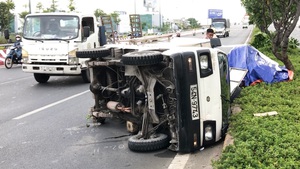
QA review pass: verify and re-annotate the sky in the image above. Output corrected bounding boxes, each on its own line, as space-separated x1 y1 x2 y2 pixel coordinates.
7 0 246 24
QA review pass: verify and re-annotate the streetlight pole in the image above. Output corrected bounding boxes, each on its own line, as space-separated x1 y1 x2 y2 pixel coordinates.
159 0 161 29
28 0 31 14
134 0 136 14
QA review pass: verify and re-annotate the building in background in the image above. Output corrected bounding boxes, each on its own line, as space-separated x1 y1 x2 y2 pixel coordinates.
116 0 162 34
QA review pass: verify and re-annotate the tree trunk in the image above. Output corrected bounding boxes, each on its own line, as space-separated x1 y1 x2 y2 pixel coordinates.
282 57 295 71
271 31 295 72
272 48 295 71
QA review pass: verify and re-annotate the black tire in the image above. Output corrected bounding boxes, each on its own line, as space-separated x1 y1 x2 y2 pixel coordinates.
4 57 13 69
81 69 90 83
128 133 170 152
121 51 163 66
76 48 110 59
34 73 50 83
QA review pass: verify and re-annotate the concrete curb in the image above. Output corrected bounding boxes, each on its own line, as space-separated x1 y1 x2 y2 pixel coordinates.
222 105 242 150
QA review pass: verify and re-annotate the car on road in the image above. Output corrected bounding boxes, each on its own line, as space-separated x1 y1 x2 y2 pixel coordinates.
242 22 249 29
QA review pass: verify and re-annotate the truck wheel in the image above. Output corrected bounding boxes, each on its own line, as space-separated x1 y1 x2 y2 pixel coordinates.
34 73 50 83
121 51 163 66
76 48 110 59
81 69 90 83
128 133 169 152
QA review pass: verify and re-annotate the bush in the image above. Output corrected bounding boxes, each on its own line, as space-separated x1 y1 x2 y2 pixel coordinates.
250 32 271 50
289 37 300 49
213 26 300 169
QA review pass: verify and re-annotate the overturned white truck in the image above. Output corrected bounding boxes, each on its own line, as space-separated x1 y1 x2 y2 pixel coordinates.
76 37 244 153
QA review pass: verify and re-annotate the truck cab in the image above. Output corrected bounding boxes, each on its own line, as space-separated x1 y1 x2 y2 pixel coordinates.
21 13 100 83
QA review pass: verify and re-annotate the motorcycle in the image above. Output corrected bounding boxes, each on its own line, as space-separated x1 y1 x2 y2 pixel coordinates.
4 47 22 69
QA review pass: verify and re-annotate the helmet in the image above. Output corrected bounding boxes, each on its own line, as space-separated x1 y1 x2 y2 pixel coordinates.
15 35 21 41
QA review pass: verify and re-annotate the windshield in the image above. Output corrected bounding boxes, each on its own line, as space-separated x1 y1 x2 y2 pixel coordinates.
23 15 79 40
212 22 225 29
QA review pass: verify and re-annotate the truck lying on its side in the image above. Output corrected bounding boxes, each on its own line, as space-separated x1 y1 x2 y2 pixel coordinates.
211 18 230 38
21 12 102 83
76 36 245 153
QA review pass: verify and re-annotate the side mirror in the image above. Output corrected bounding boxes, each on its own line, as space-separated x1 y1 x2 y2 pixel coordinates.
83 26 90 38
210 38 222 48
4 29 10 40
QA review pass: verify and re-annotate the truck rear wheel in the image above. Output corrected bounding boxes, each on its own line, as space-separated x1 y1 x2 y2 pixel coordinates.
76 48 110 59
128 133 169 152
121 51 163 66
34 73 50 83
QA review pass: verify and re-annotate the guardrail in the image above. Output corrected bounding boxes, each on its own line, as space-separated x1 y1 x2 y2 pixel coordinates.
0 44 13 48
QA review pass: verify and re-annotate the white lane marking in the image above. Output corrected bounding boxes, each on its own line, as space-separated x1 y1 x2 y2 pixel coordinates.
168 153 190 169
245 27 254 44
0 76 32 85
13 90 90 120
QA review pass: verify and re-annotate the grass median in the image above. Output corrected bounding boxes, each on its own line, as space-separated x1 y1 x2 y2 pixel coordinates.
213 27 300 168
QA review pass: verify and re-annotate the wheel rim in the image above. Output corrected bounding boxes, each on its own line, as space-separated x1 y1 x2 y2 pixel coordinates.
5 58 13 69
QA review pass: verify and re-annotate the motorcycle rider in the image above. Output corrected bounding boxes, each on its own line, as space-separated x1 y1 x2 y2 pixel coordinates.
8 35 22 60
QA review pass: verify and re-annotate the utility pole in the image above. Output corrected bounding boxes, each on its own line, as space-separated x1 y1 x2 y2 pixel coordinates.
159 0 161 29
134 0 136 14
28 0 31 14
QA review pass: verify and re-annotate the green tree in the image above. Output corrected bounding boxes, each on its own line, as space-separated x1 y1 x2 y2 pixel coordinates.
50 0 58 12
19 11 30 20
94 9 107 21
110 12 121 30
0 0 15 33
68 0 75 12
187 18 199 29
36 2 43 13
241 0 300 71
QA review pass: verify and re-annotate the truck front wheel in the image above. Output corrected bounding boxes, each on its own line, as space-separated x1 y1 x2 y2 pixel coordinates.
81 69 90 83
34 73 50 83
128 133 169 152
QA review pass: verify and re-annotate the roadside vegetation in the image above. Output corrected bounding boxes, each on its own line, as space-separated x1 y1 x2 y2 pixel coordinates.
212 26 300 168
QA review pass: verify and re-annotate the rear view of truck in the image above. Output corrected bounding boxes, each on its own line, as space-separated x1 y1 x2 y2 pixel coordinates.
21 13 100 83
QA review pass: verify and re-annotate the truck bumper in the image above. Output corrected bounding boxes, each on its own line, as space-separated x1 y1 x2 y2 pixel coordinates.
22 64 82 75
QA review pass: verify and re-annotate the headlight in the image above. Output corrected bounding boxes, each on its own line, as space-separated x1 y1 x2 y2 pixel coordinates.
204 125 213 141
22 58 29 63
200 55 208 69
68 57 78 64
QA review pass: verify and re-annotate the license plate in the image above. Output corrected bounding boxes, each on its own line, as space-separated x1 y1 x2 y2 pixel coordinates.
190 84 199 120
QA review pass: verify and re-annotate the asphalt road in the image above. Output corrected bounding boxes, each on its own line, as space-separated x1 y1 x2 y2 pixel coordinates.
0 25 253 169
